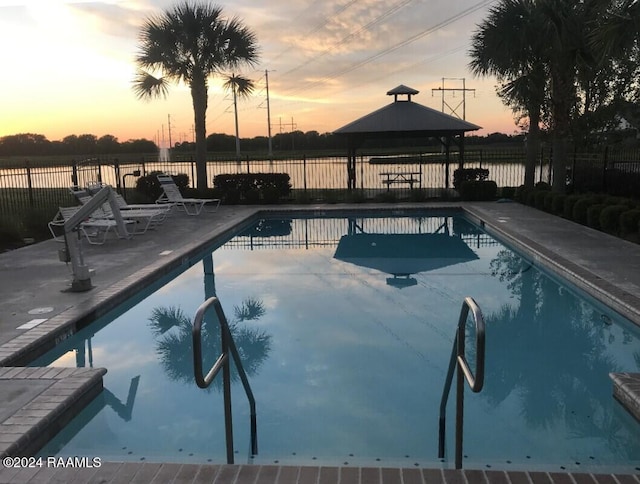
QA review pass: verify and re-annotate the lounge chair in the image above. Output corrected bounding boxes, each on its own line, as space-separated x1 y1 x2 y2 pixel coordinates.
76 195 166 235
113 193 173 219
71 185 173 220
48 206 133 245
156 174 220 216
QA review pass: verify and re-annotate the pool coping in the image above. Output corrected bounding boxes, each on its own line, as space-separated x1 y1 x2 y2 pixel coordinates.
0 366 106 459
2 203 640 479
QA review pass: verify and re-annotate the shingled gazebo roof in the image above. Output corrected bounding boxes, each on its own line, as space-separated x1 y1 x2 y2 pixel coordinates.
334 85 481 138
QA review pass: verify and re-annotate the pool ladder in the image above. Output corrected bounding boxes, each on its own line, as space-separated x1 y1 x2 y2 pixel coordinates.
438 297 486 469
192 296 258 464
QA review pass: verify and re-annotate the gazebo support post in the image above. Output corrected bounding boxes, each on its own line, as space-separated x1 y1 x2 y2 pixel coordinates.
347 148 357 190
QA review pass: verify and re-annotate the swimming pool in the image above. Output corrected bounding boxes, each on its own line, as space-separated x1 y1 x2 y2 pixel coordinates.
32 211 640 472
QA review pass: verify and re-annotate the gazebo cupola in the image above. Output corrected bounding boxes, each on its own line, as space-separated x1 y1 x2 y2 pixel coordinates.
386 84 419 102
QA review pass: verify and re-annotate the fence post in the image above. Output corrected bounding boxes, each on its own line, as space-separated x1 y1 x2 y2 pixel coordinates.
602 146 609 192
72 160 78 187
246 155 250 174
303 155 307 193
97 162 103 184
571 147 577 191
26 160 34 208
114 159 121 193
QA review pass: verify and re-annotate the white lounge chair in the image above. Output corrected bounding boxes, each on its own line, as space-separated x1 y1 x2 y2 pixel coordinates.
76 195 166 235
113 193 173 219
156 174 220 216
48 207 133 245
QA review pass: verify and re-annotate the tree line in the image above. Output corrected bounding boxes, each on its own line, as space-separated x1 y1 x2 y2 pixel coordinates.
0 133 157 157
0 130 529 158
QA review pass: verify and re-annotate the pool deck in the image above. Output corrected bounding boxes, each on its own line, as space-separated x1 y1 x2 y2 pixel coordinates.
1 201 640 483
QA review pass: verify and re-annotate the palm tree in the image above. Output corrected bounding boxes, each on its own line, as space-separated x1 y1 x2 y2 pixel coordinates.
148 297 271 390
133 2 259 191
469 0 547 189
222 74 256 159
591 0 640 59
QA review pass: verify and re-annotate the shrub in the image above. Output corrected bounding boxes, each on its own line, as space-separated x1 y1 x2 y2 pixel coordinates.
572 197 598 225
534 181 551 191
0 218 25 251
563 194 581 219
244 188 260 204
500 186 517 199
551 193 567 215
600 205 631 235
213 173 291 203
586 203 606 230
453 168 489 190
534 190 548 210
136 171 189 201
620 209 640 236
459 180 497 201
525 190 538 207
262 186 282 204
514 185 530 203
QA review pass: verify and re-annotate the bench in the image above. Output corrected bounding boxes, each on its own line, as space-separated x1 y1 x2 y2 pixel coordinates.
380 172 422 191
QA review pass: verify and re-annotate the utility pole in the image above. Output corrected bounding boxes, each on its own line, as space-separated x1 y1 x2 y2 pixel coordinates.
265 69 273 157
431 78 475 120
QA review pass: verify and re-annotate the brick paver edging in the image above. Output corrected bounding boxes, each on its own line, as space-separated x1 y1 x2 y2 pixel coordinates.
0 366 106 459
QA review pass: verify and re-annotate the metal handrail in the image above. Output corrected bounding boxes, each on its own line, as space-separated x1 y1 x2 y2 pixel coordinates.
192 296 258 464
437 297 485 469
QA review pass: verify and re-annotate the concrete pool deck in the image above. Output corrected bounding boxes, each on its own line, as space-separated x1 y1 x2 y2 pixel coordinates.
1 201 640 483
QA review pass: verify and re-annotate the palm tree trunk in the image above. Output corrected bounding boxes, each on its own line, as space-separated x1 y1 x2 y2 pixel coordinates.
550 69 572 193
233 85 240 159
524 106 541 189
191 73 209 191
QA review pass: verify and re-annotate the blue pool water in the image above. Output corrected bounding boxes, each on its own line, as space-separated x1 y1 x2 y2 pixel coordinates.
33 212 640 472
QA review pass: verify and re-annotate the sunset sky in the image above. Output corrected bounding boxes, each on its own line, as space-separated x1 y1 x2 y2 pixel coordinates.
0 0 517 147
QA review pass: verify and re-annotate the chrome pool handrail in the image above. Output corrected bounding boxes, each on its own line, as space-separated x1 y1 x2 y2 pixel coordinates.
192 296 258 464
438 296 485 469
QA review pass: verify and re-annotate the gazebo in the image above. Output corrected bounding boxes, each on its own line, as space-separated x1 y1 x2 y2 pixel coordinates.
333 85 481 189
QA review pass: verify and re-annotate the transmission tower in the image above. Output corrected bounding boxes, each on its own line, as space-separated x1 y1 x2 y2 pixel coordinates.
431 78 475 120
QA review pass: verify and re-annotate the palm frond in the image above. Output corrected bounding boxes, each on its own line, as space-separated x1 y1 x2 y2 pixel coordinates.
132 70 170 100
233 296 266 321
222 74 256 100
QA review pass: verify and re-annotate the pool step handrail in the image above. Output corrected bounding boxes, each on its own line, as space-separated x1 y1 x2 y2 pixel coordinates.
192 296 258 464
438 296 485 469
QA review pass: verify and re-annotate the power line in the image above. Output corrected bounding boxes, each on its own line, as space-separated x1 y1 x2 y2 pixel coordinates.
267 0 361 65
280 0 495 98
279 0 417 77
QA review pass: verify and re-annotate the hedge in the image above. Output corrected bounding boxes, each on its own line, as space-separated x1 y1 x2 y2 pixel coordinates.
453 168 489 190
458 180 497 201
135 171 190 201
620 209 640 236
519 186 640 242
213 173 291 204
601 205 634 235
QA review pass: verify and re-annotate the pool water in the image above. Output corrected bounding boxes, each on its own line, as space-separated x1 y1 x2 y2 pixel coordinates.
33 213 640 472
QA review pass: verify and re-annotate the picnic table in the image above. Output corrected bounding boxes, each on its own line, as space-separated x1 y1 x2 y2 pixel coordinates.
380 172 422 191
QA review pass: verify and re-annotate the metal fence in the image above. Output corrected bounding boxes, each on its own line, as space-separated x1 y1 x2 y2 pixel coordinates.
1 147 638 236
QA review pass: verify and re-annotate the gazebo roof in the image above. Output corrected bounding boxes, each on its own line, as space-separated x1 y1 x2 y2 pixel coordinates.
334 85 481 137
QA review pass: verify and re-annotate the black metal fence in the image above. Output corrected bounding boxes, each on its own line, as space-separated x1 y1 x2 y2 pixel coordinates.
1 147 638 237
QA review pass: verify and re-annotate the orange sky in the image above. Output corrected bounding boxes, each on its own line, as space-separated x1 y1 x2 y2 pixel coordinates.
0 1 518 146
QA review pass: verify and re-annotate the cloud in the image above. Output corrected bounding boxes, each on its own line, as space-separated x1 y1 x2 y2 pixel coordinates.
67 1 146 39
